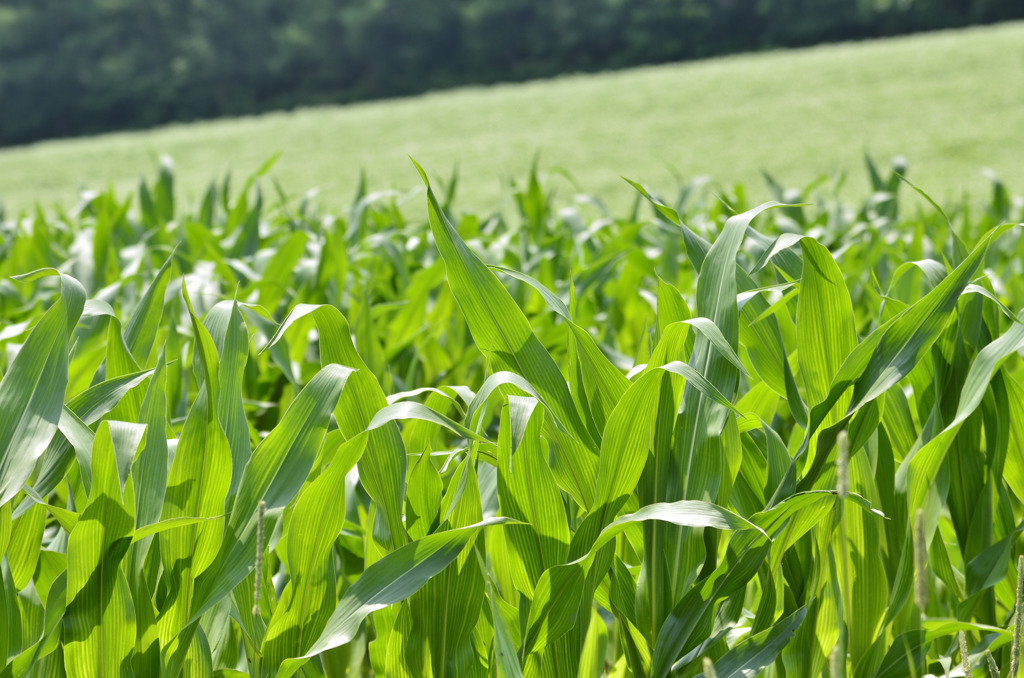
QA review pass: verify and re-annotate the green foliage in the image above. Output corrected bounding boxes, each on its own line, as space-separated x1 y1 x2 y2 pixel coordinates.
0 156 1023 678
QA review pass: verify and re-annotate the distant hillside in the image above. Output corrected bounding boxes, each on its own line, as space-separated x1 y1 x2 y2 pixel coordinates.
1 0 1021 146
1 22 1022 215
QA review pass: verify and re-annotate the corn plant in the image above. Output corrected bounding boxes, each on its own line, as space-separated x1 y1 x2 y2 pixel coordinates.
0 156 1023 677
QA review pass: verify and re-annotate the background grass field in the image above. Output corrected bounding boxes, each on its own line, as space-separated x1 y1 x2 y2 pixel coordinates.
1 21 1022 214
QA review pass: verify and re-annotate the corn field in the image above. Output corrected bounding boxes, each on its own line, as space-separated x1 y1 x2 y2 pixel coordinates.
1 157 1024 677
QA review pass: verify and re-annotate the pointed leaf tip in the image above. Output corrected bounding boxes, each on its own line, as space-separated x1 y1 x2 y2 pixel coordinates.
410 157 429 187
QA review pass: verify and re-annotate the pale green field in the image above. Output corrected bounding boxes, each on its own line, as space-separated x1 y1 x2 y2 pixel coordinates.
2 21 1023 214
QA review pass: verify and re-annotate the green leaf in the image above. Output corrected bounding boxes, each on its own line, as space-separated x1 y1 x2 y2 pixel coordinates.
122 251 174 364
522 563 585 657
132 355 168 531
31 368 155 499
797 238 858 408
490 264 631 434
0 270 85 506
408 456 487 677
262 433 366 666
415 160 598 508
131 516 226 543
266 303 408 549
868 630 927 678
8 502 46 590
789 221 1017 498
498 397 570 597
63 422 138 678
692 606 806 677
368 400 495 451
7 571 67 676
205 299 251 499
190 363 354 622
258 231 308 313
587 499 768 559
651 537 771 678
899 307 1024 516
275 517 510 678
156 283 233 658
487 574 524 678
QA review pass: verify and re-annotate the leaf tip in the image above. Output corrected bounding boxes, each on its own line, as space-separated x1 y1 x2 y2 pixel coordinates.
410 157 429 187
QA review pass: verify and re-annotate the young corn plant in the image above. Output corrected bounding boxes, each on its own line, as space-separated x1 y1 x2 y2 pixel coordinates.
0 156 1023 677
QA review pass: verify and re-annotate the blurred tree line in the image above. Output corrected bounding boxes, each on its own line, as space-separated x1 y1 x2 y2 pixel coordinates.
0 0 1019 146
